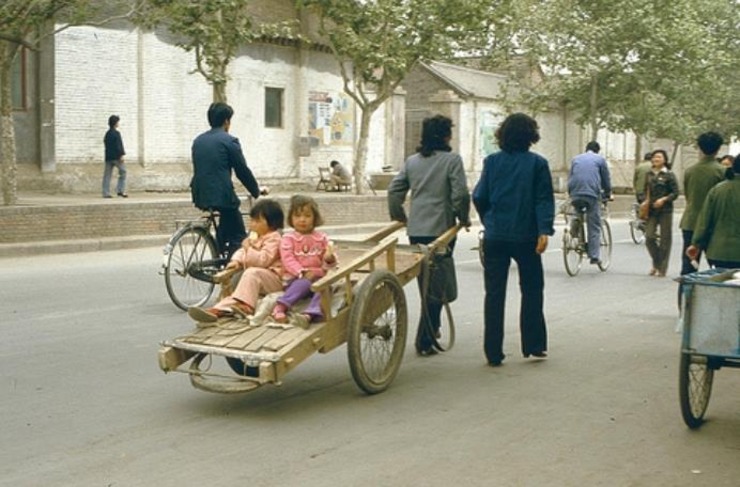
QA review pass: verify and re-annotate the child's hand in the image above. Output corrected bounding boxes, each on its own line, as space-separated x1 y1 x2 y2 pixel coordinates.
324 241 337 265
226 260 241 270
303 270 316 281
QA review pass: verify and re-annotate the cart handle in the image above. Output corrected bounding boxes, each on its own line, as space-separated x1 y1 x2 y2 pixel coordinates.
425 224 463 255
362 220 406 243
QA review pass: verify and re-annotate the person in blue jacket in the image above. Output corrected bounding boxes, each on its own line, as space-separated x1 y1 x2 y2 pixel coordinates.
567 141 612 265
473 113 555 367
190 102 263 257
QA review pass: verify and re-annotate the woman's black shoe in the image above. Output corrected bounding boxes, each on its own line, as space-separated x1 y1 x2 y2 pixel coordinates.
524 351 547 359
418 348 438 357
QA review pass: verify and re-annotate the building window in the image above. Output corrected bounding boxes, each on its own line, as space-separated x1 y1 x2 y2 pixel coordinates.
265 87 283 128
11 48 27 111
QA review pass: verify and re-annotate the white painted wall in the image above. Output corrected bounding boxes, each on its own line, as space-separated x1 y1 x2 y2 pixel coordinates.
52 24 393 188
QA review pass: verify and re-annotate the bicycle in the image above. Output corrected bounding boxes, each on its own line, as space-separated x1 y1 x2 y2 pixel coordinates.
628 201 646 244
561 199 612 276
161 198 253 311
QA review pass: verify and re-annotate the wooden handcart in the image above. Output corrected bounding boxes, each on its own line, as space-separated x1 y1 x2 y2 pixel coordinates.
158 222 460 395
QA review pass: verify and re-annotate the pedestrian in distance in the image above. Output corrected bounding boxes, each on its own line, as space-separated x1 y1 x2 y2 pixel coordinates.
718 154 734 168
187 198 285 326
687 154 740 269
473 113 555 367
190 102 265 258
271 195 337 328
387 114 471 357
633 152 653 203
102 115 127 198
567 141 612 265
644 149 679 277
678 132 726 275
329 160 352 191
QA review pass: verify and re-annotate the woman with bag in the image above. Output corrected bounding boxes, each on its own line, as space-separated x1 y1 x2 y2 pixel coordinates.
644 149 679 277
387 115 471 356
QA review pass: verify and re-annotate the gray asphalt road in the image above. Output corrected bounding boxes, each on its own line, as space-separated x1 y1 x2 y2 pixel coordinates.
1 220 738 486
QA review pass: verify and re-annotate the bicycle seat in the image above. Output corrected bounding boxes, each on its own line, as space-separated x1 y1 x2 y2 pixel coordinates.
570 199 589 213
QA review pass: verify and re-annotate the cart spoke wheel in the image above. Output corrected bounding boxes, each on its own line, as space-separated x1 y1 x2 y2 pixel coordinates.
679 353 714 429
347 270 408 394
164 226 217 311
562 228 582 277
597 220 612 271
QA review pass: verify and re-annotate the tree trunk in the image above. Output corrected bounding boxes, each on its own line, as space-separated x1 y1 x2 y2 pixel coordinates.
0 44 19 206
353 108 372 195
670 140 681 171
213 81 227 103
588 75 599 141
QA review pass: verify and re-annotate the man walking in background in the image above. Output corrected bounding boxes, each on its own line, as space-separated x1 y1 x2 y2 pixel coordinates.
679 131 726 275
633 152 653 203
102 115 127 198
567 141 612 265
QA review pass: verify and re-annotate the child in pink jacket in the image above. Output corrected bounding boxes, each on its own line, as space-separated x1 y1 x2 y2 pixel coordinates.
272 195 336 325
188 199 284 324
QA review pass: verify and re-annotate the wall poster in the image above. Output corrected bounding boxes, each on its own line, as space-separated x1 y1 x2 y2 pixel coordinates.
308 91 353 147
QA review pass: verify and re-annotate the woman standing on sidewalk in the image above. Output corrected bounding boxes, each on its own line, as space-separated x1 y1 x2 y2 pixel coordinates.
644 149 679 277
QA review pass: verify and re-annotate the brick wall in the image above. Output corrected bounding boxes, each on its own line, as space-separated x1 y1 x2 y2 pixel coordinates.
0 194 391 244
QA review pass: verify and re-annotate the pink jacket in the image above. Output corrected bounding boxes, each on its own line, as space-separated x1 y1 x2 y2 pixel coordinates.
230 230 282 276
279 230 332 279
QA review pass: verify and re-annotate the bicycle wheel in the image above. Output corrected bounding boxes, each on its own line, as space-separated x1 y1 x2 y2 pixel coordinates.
163 225 218 311
562 228 582 277
435 302 455 351
630 220 645 245
477 230 485 267
597 219 612 271
679 352 714 429
347 270 408 394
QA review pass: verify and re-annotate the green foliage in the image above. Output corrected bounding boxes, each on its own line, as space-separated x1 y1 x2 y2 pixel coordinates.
507 0 740 144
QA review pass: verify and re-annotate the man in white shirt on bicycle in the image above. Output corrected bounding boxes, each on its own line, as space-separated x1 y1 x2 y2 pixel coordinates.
567 141 613 265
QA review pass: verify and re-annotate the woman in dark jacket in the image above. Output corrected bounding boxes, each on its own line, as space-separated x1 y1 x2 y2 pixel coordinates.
644 149 680 277
472 113 555 366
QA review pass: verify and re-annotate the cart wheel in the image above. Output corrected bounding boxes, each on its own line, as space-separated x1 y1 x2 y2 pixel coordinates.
347 270 408 394
679 352 714 429
562 228 582 276
597 219 612 272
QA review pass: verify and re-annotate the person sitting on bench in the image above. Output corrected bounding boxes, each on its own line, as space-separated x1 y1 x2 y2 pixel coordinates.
329 160 352 191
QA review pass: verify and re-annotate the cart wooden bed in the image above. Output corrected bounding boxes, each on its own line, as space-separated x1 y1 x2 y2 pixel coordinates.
158 222 460 395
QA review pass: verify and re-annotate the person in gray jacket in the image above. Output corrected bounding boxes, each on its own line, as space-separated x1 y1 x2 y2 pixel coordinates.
388 115 471 356
567 141 612 264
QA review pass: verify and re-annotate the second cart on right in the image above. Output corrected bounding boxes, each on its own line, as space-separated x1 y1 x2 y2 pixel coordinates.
676 268 740 428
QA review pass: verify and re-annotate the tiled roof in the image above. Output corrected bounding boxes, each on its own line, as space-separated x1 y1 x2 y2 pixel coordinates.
422 60 507 100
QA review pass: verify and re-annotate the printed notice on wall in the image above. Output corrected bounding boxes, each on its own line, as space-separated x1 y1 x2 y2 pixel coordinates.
479 110 505 158
308 91 353 147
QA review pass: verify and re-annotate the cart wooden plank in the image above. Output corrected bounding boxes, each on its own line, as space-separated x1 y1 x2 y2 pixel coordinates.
245 327 284 352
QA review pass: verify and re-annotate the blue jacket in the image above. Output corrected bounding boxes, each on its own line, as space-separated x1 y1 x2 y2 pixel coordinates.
567 151 611 200
473 150 555 242
190 128 260 210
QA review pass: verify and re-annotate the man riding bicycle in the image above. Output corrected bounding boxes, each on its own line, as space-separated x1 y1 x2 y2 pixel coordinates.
190 102 265 257
567 141 612 265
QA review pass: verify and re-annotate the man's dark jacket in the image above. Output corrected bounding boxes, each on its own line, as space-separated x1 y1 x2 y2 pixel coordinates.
104 128 125 161
190 128 260 210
